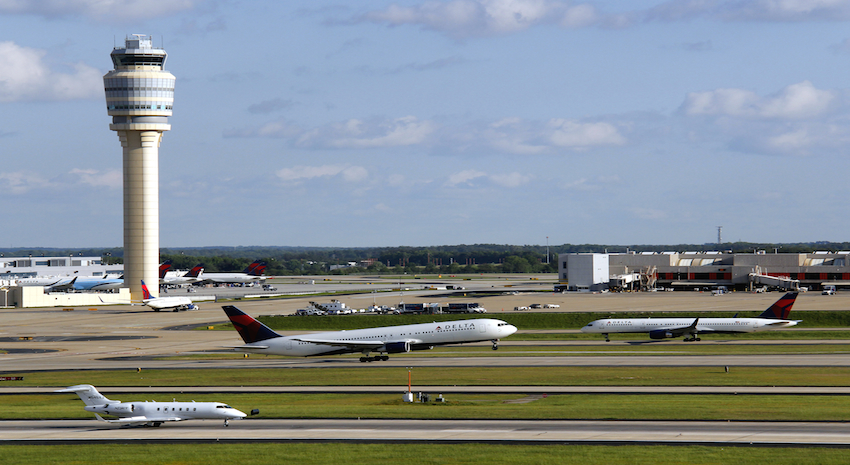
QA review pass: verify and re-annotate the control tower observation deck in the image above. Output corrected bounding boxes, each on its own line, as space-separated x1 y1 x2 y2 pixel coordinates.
104 35 175 300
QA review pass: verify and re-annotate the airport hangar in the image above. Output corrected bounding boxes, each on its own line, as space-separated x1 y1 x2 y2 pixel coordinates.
558 251 850 292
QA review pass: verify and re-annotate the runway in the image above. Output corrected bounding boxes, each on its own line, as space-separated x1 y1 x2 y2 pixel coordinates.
3 419 849 446
2 288 849 448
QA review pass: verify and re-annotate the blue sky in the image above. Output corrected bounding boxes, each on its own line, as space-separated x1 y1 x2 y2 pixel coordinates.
2 0 850 248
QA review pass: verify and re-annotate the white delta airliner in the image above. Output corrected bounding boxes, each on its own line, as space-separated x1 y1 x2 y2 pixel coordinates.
581 292 800 342
223 306 518 362
56 384 247 427
140 280 199 311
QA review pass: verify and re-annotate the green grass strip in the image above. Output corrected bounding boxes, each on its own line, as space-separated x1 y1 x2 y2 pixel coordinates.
1 444 848 465
8 366 850 387
20 393 850 421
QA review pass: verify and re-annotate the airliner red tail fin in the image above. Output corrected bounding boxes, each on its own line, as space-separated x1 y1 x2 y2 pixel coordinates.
222 306 281 343
242 260 262 274
249 262 267 277
759 292 798 319
185 264 204 278
141 280 153 300
159 260 172 279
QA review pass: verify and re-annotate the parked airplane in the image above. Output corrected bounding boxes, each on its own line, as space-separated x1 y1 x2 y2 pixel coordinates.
56 384 246 427
222 306 518 362
199 260 267 284
581 292 800 342
141 280 198 311
43 275 124 292
161 263 204 285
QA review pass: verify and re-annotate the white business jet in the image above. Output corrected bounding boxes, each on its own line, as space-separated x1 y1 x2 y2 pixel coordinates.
56 384 247 427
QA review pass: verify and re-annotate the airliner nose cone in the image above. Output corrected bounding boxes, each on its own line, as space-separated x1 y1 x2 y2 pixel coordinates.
507 325 518 336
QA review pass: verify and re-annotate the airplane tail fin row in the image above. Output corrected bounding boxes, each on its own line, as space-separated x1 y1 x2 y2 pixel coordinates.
55 384 114 406
223 306 281 343
242 260 262 275
242 260 267 277
759 292 798 319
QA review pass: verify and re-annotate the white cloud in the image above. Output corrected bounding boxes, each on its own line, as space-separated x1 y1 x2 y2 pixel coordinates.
0 41 101 102
447 169 487 186
480 117 627 154
489 172 532 187
0 171 49 194
69 168 122 189
360 0 602 38
297 116 436 149
446 169 531 187
0 0 199 20
547 119 627 148
357 0 850 40
0 167 121 194
681 81 835 119
276 165 369 183
645 0 850 22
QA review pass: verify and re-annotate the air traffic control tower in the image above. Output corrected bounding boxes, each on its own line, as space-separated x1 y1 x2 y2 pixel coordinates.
104 35 175 300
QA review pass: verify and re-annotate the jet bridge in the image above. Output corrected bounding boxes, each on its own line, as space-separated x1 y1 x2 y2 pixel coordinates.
748 273 799 291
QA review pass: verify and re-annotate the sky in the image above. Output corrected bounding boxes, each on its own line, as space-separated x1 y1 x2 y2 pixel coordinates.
2 0 850 248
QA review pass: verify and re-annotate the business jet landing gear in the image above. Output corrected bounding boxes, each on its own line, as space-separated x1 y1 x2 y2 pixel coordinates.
603 333 610 342
492 340 499 351
359 355 390 362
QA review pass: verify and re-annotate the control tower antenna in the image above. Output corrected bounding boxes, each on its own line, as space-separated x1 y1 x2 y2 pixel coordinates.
717 226 722 245
103 34 175 300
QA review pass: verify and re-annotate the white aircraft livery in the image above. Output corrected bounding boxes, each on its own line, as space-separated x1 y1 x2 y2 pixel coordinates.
141 280 198 311
581 292 800 342
56 384 247 427
223 306 518 362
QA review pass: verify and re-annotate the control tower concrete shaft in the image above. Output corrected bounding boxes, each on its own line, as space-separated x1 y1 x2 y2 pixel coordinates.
104 35 175 300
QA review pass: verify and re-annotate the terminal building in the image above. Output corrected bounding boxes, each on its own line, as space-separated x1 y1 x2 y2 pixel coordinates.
558 251 850 292
0 256 127 308
0 256 123 282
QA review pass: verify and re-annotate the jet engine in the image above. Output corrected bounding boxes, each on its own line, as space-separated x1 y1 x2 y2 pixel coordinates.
380 341 411 353
649 330 675 339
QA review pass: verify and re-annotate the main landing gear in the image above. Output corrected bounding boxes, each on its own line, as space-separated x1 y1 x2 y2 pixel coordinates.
491 339 499 350
360 355 389 362
683 334 701 342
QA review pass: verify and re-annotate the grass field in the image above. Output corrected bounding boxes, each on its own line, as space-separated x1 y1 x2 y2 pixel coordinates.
30 392 850 421
158 342 850 359
8 366 850 387
2 443 848 465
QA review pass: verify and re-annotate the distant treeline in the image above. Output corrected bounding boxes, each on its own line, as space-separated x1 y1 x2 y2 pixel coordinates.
2 241 849 274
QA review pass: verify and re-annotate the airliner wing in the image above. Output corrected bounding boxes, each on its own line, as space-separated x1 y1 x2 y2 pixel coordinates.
761 319 800 327
292 337 425 350
659 318 700 337
233 345 270 350
95 413 183 424
293 338 386 349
